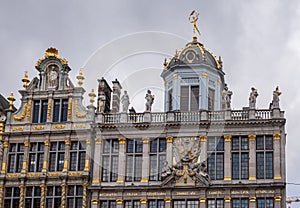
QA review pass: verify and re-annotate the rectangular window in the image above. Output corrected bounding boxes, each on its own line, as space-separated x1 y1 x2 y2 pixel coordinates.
232 198 249 208
102 139 119 182
4 187 20 208
126 139 143 182
124 200 141 208
67 185 83 208
46 186 62 208
8 143 24 173
49 142 65 172
148 200 165 208
232 136 249 180
70 141 86 171
207 199 224 208
180 85 200 111
52 99 68 123
173 199 199 208
257 198 274 208
208 88 215 111
25 186 41 208
207 137 224 180
168 89 173 111
256 135 273 179
149 138 166 181
29 143 44 172
33 100 48 123
100 200 117 208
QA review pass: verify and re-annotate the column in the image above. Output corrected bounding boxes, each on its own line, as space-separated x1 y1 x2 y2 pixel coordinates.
92 137 102 184
200 136 207 163
117 137 126 183
42 139 50 172
164 197 172 208
224 135 232 181
63 138 70 172
60 183 67 208
0 186 3 207
249 196 256 208
273 133 281 180
116 199 123 208
199 198 206 208
141 138 149 183
224 197 231 208
47 98 53 122
91 191 99 208
140 198 147 208
84 138 91 172
166 136 173 165
19 184 25 208
21 140 29 173
82 183 88 208
0 141 9 173
40 183 46 208
274 196 282 208
248 134 256 181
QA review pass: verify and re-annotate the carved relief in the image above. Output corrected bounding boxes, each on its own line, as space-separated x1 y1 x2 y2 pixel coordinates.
48 64 59 89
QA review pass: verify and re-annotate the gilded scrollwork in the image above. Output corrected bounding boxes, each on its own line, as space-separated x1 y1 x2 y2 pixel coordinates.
74 100 87 118
13 103 27 121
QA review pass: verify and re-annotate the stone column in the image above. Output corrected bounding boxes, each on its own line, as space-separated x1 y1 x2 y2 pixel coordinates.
0 186 4 207
0 141 9 174
224 135 232 181
84 138 91 172
249 197 256 208
166 136 173 165
21 140 30 173
140 198 147 208
42 139 50 173
92 137 102 185
164 198 172 208
19 184 25 208
60 183 67 208
116 199 123 208
63 139 70 172
273 133 281 180
274 196 282 208
200 136 207 162
224 197 231 208
117 137 126 183
82 183 88 208
199 198 206 208
40 183 46 208
141 138 149 183
248 134 256 181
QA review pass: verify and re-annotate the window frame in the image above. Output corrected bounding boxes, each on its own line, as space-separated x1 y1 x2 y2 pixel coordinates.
256 135 274 179
25 186 41 208
149 138 166 181
125 139 143 182
4 187 20 208
231 136 249 180
8 143 24 173
33 100 48 123
66 185 83 208
101 139 119 182
46 186 62 208
49 141 65 172
180 84 200 111
52 98 68 123
207 136 224 180
69 141 86 171
28 142 44 172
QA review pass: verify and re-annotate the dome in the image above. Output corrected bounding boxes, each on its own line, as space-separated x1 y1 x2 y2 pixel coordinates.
164 36 223 71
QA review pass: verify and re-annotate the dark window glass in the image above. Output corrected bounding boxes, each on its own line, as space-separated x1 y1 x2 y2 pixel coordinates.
208 88 215 111
232 198 249 208
257 198 274 208
256 135 273 179
25 186 41 208
180 86 189 111
33 101 40 123
4 187 20 208
126 139 143 182
168 89 173 111
207 137 224 180
232 136 249 180
29 142 44 172
49 142 65 172
191 86 199 111
8 143 24 173
101 139 119 182
100 201 117 208
70 141 86 171
61 99 68 122
67 185 83 208
148 200 165 208
46 186 62 208
207 199 224 208
53 100 60 122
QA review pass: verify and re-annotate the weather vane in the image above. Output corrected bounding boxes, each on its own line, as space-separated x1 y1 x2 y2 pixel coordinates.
189 10 201 37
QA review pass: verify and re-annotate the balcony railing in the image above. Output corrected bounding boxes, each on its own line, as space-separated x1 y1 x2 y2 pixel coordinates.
102 109 282 124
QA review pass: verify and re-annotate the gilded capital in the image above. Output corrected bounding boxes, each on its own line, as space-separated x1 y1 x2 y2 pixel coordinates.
248 134 256 141
224 135 232 142
202 72 208 79
142 138 150 144
3 141 9 148
95 138 102 144
200 136 207 142
118 137 126 145
249 196 256 202
86 138 91 145
44 140 49 146
140 199 147 204
274 196 282 201
224 197 231 203
24 141 29 147
116 199 123 205
173 73 178 79
164 197 172 203
166 136 173 143
273 133 281 140
64 139 70 145
199 198 206 203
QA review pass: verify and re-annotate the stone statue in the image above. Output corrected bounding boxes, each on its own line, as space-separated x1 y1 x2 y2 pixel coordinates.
249 87 258 109
121 90 130 112
145 90 154 112
272 86 281 109
48 65 59 88
98 93 106 113
222 84 233 110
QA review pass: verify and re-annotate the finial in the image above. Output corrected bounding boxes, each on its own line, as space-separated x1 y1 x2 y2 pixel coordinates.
7 92 16 110
88 89 96 105
21 71 30 90
189 10 201 39
218 56 223 68
76 68 85 87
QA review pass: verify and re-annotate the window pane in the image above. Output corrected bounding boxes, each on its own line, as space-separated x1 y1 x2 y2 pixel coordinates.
190 86 199 111
41 100 48 123
33 101 40 123
53 100 60 122
61 99 68 122
180 86 189 111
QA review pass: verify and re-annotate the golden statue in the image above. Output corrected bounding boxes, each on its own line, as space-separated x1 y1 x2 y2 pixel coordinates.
189 10 201 37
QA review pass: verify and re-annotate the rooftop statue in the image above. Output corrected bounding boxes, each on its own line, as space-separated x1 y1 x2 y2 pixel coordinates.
249 87 259 109
222 84 233 110
121 90 130 113
272 86 282 109
189 10 201 37
145 90 154 112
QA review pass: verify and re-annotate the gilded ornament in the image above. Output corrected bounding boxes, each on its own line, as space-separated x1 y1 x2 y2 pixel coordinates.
84 159 89 171
47 99 52 120
68 172 84 177
91 199 99 205
86 138 91 145
116 199 123 205
21 161 27 173
201 73 208 79
164 198 172 203
95 138 102 144
47 172 62 177
63 159 68 171
53 125 65 129
74 100 88 118
74 124 86 129
89 89 96 105
224 135 232 142
199 136 207 142
274 196 282 201
7 92 15 110
224 197 231 203
116 178 124 183
199 198 206 203
3 142 8 148
140 178 149 183
92 178 101 183
274 175 282 180
142 138 149 144
273 133 281 140
173 73 178 79
249 196 256 202
249 176 256 180
24 141 29 147
44 140 49 146
6 173 21 178
35 48 69 68
32 125 44 130
13 103 27 121
64 139 70 145
224 176 232 181
22 71 30 90
26 173 42 177
68 97 72 119
82 183 88 208
248 134 256 141
1 162 6 173
76 68 85 87
12 126 24 131
166 136 173 143
118 137 126 145
26 100 31 120
140 199 147 204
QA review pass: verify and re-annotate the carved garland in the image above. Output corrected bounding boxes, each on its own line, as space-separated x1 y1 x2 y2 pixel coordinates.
13 103 27 121
27 100 31 120
68 97 72 119
74 100 87 118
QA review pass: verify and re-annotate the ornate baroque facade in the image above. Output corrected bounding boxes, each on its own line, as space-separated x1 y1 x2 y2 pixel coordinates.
0 16 286 208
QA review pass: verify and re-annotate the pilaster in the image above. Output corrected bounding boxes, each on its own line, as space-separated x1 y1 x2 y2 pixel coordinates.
248 134 256 180
63 138 70 172
82 183 88 208
164 197 172 208
273 133 281 180
141 138 149 183
224 197 231 208
166 136 173 165
42 139 49 172
92 137 102 184
274 196 282 208
1 141 9 173
199 136 207 163
117 137 126 183
21 139 29 173
199 198 206 208
60 183 67 208
116 199 123 208
140 198 147 208
40 183 46 208
19 184 25 208
249 196 256 208
224 135 232 181
84 138 91 172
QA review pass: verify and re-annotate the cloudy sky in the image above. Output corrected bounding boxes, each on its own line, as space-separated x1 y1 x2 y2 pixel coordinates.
1 0 300 197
